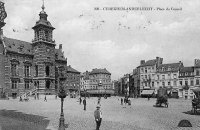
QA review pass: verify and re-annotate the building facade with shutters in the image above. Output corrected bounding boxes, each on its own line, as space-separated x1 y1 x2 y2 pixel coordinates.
0 4 67 98
138 57 163 96
178 66 195 99
80 68 114 97
155 62 183 98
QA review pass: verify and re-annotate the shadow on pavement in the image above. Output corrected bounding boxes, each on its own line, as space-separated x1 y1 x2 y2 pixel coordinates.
183 110 200 116
0 109 50 130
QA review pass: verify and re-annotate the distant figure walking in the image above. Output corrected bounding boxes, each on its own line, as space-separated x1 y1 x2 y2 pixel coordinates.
94 105 102 130
83 98 86 110
19 96 22 102
44 95 47 102
79 97 82 105
148 95 150 101
97 97 101 105
121 98 123 105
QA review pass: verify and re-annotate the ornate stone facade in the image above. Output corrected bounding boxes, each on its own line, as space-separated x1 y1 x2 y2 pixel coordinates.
0 4 67 97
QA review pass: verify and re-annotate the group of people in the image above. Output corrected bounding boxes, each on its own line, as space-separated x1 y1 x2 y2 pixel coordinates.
121 97 131 106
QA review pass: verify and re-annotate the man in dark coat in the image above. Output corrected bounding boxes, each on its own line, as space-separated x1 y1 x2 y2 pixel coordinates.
121 98 123 105
94 105 102 130
83 98 86 110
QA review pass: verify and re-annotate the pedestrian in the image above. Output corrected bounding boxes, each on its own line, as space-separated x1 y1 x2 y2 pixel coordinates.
97 97 101 105
121 98 123 105
94 104 102 130
19 96 22 102
83 98 86 110
55 95 57 99
79 97 82 105
44 95 47 102
124 97 127 104
148 95 150 101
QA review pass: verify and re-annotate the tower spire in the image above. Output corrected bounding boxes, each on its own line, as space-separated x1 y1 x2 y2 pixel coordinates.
42 0 45 11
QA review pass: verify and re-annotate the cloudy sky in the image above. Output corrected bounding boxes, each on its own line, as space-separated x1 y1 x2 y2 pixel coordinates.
2 0 200 80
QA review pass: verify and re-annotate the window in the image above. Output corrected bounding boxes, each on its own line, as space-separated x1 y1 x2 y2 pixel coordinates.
152 82 154 87
180 81 182 86
157 82 159 86
12 81 17 89
162 82 165 86
25 81 30 89
145 68 147 73
197 70 200 76
157 75 159 80
196 79 199 85
191 80 194 86
35 65 38 77
173 74 177 79
168 82 170 86
46 66 50 76
185 81 188 86
173 81 177 86
162 75 165 80
24 65 30 77
11 64 17 76
145 82 147 86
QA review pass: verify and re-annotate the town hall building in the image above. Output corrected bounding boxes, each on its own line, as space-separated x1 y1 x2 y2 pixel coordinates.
0 3 67 98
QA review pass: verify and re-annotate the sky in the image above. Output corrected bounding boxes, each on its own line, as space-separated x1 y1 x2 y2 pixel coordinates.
2 0 200 80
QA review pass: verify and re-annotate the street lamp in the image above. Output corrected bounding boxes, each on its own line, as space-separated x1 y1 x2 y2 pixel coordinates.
58 67 67 130
58 83 66 130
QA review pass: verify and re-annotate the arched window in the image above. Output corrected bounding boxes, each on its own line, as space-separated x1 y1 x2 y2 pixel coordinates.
46 80 50 89
46 66 50 76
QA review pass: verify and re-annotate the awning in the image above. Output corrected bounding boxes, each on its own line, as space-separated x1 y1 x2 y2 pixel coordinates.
141 90 154 95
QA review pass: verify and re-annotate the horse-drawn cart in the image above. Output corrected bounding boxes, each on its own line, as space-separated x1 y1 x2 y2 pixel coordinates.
192 87 200 114
155 87 168 108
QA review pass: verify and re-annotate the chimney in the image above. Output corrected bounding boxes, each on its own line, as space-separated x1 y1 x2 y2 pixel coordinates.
140 60 145 65
59 44 62 50
156 57 163 67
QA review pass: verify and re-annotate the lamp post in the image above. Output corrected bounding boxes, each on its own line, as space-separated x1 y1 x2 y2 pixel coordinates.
58 66 67 130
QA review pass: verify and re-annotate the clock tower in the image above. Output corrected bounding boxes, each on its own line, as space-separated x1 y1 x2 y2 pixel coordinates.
32 2 56 94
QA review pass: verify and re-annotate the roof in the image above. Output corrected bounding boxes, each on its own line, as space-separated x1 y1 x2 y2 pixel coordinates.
139 59 157 67
157 62 182 72
89 68 111 75
67 65 80 74
33 19 55 29
82 71 90 80
55 49 66 61
180 66 194 73
4 37 33 55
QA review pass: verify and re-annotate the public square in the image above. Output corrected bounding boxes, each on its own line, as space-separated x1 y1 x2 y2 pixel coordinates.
0 96 200 130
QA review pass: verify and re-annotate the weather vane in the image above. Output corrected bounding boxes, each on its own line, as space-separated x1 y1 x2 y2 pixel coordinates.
42 0 45 11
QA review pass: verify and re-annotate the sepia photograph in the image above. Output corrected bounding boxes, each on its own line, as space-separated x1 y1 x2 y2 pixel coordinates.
0 0 200 130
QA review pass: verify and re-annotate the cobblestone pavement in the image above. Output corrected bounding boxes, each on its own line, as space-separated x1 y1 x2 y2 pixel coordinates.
0 96 200 130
